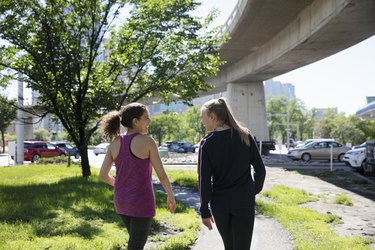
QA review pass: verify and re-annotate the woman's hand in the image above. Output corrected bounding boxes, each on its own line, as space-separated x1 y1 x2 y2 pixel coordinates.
202 217 215 230
167 195 176 213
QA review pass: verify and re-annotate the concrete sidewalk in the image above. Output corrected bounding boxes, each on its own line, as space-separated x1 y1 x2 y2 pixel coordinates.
155 183 293 250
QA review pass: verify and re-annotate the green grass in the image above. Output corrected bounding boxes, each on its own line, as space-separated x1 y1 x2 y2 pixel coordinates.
0 164 200 250
165 169 198 189
333 193 353 206
257 185 373 250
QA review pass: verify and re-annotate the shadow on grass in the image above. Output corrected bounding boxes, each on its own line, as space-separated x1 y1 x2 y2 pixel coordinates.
285 168 375 201
0 176 122 238
0 176 194 240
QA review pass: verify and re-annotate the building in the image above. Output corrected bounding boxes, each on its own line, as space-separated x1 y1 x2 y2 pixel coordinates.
356 96 375 120
148 101 190 116
263 79 296 101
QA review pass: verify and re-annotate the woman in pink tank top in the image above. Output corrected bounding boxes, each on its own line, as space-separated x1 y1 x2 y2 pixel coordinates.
99 103 176 250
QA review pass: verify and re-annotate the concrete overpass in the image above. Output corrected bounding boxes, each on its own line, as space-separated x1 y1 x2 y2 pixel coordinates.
206 0 375 140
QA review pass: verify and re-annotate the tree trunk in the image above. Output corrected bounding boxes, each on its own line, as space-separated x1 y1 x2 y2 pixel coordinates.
79 144 91 177
1 130 4 153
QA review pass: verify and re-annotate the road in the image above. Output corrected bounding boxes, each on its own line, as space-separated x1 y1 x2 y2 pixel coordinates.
0 149 105 168
0 149 368 179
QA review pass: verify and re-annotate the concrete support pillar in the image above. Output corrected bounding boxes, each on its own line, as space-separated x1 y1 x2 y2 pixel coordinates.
226 82 269 141
24 117 34 140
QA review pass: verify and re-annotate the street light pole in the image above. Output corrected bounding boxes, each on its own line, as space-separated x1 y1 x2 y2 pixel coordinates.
286 108 290 150
16 73 24 164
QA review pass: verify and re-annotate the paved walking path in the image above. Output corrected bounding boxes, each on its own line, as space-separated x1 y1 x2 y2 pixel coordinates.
154 180 293 250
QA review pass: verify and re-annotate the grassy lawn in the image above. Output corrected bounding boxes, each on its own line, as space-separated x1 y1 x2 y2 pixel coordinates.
165 169 374 250
0 165 200 250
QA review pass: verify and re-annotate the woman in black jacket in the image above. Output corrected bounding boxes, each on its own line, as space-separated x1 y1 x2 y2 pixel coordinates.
198 98 266 250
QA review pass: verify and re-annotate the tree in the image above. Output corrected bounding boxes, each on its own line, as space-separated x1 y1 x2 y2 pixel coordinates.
0 0 224 176
0 95 17 153
357 118 375 142
148 112 181 146
34 129 49 141
183 106 205 143
313 109 339 139
266 96 311 142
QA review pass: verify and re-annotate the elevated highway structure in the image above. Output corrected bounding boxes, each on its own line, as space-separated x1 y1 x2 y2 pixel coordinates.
206 0 375 140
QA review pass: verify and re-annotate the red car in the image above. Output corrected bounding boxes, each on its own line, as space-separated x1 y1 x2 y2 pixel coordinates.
24 141 67 162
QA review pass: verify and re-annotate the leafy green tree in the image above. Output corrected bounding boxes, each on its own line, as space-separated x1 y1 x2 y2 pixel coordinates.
0 95 17 153
300 109 315 141
357 118 375 142
266 96 310 142
183 106 205 143
148 112 181 146
313 109 339 139
34 129 49 141
0 0 224 176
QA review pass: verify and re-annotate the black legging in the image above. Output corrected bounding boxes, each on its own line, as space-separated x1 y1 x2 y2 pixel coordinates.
212 208 255 250
120 215 153 250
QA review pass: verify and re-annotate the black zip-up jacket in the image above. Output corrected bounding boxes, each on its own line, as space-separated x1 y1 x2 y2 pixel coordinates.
198 128 266 218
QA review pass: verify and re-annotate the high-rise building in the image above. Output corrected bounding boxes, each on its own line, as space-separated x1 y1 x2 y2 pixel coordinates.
263 79 296 101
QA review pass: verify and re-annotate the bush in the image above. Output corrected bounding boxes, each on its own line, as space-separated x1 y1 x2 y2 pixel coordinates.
37 156 74 165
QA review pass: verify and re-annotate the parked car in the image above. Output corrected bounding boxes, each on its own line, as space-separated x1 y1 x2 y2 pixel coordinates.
288 140 351 162
363 140 375 176
352 142 366 149
179 142 196 153
51 141 80 159
343 147 366 173
94 143 110 155
295 138 334 148
163 141 184 153
288 138 297 148
255 140 276 155
20 141 67 162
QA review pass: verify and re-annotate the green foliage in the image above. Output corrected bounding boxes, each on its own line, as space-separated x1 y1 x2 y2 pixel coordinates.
5 133 16 141
333 193 353 206
314 113 370 145
0 164 200 249
0 0 224 176
266 96 373 145
257 186 373 250
166 169 198 189
149 112 181 146
266 96 313 141
36 156 80 166
261 185 318 205
33 128 49 141
106 0 225 105
149 106 206 145
183 106 206 143
0 94 17 152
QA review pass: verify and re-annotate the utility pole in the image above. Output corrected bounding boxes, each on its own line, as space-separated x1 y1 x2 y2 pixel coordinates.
15 73 24 164
286 108 290 150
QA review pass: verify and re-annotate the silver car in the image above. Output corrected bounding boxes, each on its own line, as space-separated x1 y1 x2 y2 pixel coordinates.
94 143 110 156
288 141 351 162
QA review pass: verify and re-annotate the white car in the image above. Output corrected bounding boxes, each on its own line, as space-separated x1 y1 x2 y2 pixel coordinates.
94 143 110 155
343 147 366 172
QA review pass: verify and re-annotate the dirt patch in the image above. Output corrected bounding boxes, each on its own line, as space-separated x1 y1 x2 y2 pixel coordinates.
263 167 375 244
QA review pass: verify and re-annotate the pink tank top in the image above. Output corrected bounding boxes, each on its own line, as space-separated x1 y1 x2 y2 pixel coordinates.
113 133 155 217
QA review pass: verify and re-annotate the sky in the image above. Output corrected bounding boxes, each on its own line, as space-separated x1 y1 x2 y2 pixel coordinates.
196 0 375 116
2 0 374 115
